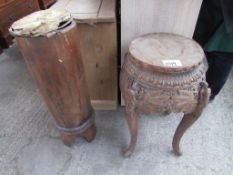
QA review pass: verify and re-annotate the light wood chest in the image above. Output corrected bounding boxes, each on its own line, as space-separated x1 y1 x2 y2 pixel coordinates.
51 0 117 110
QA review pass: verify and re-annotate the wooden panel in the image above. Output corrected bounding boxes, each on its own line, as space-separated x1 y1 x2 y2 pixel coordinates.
172 0 203 37
0 0 13 6
98 0 115 22
91 100 117 110
51 0 115 22
121 0 203 105
38 0 57 9
121 0 202 60
0 0 40 48
51 0 101 20
49 0 69 8
66 0 101 14
72 13 97 22
50 0 117 110
0 0 40 33
78 23 117 110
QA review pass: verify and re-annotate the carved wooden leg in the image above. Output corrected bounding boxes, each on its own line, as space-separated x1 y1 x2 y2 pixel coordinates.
172 113 198 155
122 105 138 157
172 82 209 156
82 123 97 142
60 133 77 146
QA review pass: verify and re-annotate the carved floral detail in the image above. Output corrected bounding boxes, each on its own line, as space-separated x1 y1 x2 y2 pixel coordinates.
120 53 210 157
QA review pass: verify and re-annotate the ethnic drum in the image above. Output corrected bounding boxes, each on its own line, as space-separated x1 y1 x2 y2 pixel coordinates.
10 10 96 146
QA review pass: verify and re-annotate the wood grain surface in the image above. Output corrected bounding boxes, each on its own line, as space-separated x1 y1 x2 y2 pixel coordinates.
129 33 204 72
0 0 40 48
51 0 115 22
78 23 117 110
50 0 117 110
121 0 203 61
15 21 96 145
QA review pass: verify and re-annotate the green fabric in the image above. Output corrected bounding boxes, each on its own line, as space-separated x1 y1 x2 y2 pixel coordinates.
194 0 233 53
204 23 233 52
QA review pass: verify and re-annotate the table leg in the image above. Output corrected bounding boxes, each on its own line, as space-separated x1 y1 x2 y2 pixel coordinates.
172 82 209 156
122 103 139 157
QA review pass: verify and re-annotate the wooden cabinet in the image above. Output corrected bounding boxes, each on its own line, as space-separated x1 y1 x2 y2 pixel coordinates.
51 0 117 110
38 0 56 9
0 0 40 48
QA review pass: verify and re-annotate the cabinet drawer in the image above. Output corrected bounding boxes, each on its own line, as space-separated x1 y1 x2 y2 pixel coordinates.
0 0 40 34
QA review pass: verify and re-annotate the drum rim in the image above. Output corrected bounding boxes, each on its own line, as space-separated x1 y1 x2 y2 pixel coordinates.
126 51 205 74
128 32 205 73
9 9 73 38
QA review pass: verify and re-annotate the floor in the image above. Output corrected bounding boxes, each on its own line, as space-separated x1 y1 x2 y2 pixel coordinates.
0 45 232 175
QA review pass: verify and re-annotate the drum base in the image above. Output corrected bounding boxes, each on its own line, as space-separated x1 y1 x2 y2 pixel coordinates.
56 112 97 146
60 124 97 146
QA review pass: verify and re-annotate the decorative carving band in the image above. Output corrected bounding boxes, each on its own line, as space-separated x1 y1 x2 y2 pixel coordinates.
123 54 207 88
120 33 210 157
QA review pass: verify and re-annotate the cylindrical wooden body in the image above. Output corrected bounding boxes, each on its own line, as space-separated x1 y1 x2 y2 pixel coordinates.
15 21 96 144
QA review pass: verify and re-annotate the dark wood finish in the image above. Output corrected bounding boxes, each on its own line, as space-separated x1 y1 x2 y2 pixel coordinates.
0 0 40 49
38 0 56 9
15 21 96 145
120 33 210 157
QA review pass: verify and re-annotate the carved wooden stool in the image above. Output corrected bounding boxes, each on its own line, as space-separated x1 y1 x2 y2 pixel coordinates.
120 33 210 157
9 10 96 146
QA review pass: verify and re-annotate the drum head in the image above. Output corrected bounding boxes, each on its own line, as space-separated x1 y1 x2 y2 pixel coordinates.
9 9 72 37
129 33 204 73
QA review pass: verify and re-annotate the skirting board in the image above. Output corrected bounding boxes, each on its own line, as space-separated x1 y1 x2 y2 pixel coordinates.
91 100 117 110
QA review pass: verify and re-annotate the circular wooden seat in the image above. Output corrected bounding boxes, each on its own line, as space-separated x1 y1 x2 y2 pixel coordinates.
129 33 204 73
120 33 210 157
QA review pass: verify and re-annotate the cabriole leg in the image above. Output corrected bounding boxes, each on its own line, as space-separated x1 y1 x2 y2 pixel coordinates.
172 82 209 156
122 104 139 157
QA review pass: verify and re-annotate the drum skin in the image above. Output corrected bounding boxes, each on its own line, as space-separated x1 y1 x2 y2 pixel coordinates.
121 53 207 115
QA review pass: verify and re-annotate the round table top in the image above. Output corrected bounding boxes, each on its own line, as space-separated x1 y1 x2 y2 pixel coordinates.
129 33 204 72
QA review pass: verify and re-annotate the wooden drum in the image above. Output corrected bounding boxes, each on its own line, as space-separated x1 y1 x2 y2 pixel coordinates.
120 33 210 157
9 9 96 145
